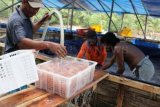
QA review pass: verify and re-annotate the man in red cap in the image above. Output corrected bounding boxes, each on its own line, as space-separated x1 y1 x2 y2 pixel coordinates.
5 0 67 57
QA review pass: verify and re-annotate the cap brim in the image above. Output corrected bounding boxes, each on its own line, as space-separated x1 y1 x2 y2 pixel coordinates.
28 2 44 8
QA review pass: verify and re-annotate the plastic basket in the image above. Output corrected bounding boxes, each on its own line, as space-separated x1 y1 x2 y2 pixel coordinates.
0 50 38 94
134 39 159 49
36 56 97 98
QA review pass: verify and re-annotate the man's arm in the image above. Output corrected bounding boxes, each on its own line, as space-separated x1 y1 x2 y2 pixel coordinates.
33 13 51 33
102 54 116 70
115 46 125 74
97 47 107 65
77 42 87 58
101 47 107 65
18 38 67 57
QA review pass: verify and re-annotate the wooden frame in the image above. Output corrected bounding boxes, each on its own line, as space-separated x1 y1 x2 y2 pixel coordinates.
0 54 108 107
0 71 108 107
106 74 160 94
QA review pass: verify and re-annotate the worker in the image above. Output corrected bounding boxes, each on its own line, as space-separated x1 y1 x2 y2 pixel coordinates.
101 32 155 81
77 29 107 69
4 0 67 57
4 0 67 94
73 30 107 106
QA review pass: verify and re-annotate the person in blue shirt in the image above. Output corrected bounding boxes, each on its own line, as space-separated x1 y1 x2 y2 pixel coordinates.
5 0 67 57
5 0 67 94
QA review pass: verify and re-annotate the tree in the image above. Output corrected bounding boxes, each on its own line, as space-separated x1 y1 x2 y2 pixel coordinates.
0 0 15 18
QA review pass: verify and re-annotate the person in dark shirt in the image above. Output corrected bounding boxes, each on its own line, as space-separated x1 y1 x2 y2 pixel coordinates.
4 0 67 94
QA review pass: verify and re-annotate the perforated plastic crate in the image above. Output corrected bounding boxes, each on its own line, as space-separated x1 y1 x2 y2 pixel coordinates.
0 50 38 94
36 56 97 98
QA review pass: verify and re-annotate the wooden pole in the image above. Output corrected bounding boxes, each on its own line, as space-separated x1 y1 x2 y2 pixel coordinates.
144 15 148 39
116 84 125 107
108 0 115 31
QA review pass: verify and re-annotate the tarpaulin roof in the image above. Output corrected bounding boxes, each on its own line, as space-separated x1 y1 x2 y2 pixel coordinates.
142 0 160 17
42 0 160 17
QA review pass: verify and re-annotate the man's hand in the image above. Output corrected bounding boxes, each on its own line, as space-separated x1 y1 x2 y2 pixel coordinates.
47 42 67 57
40 13 52 23
101 64 108 70
96 64 103 70
34 13 52 33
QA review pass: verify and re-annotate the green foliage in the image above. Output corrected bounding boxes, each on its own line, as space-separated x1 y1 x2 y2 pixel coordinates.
1 2 160 35
0 0 13 18
34 8 160 38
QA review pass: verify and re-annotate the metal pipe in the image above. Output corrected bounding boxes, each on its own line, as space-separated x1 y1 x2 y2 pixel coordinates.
86 0 99 11
144 15 148 39
74 1 90 11
48 0 77 20
141 0 149 16
45 0 60 8
108 0 114 31
44 0 77 12
114 2 126 12
120 13 124 30
70 2 74 36
67 9 70 29
12 0 14 12
0 1 20 13
129 0 145 38
101 0 126 13
64 0 89 11
98 0 118 31
1 0 8 6
99 0 111 12
142 1 149 39
58 0 76 11
98 0 148 16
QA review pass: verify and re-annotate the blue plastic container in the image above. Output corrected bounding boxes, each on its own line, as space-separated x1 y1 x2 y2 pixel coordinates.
40 39 84 56
0 23 7 28
133 39 159 49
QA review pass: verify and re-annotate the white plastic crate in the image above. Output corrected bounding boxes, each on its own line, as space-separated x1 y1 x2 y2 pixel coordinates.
36 56 97 98
0 50 38 94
